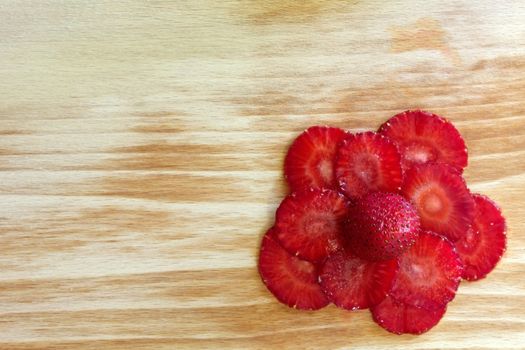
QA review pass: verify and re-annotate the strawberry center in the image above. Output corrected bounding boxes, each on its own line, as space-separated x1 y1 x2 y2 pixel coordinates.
354 154 379 186
422 192 443 213
344 258 366 277
457 226 481 254
402 256 436 286
303 214 336 238
316 158 334 184
403 141 438 165
289 256 316 277
418 188 449 220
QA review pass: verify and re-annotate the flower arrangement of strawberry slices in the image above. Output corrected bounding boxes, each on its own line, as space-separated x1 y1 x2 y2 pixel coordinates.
258 110 507 335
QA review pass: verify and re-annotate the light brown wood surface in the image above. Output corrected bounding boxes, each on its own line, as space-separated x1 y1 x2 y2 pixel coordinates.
1 1 525 349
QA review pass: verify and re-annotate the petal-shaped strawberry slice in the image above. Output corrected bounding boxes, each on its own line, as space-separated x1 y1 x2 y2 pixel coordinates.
456 194 506 281
285 126 347 191
390 231 463 310
258 229 329 310
320 250 398 310
335 132 402 199
372 295 446 335
402 163 474 242
379 110 467 172
275 189 350 263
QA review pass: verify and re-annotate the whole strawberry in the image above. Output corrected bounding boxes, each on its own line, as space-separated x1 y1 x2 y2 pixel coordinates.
345 192 420 261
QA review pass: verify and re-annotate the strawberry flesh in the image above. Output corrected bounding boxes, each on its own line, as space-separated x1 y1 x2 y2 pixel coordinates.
390 231 463 310
345 192 420 261
372 295 446 335
379 110 468 172
335 132 402 199
402 163 474 242
258 228 329 310
456 194 506 281
285 126 347 192
275 189 350 263
319 250 398 310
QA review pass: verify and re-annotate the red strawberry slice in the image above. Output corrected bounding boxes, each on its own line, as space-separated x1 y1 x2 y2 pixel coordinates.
378 110 468 172
276 189 349 262
345 192 420 261
258 228 329 310
319 250 398 310
335 132 402 199
390 231 463 310
284 126 347 191
456 194 507 281
372 295 447 335
402 163 474 242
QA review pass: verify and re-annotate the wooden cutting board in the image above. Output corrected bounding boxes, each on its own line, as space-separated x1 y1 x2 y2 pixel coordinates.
1 1 524 349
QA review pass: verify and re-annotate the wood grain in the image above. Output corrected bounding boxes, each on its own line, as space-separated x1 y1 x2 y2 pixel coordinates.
1 0 525 349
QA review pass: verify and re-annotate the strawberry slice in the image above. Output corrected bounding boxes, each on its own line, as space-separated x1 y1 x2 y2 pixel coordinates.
319 250 398 310
456 194 507 281
275 189 349 262
378 110 468 172
258 228 329 310
335 132 402 199
372 295 447 335
390 231 463 310
402 163 474 242
284 126 347 191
